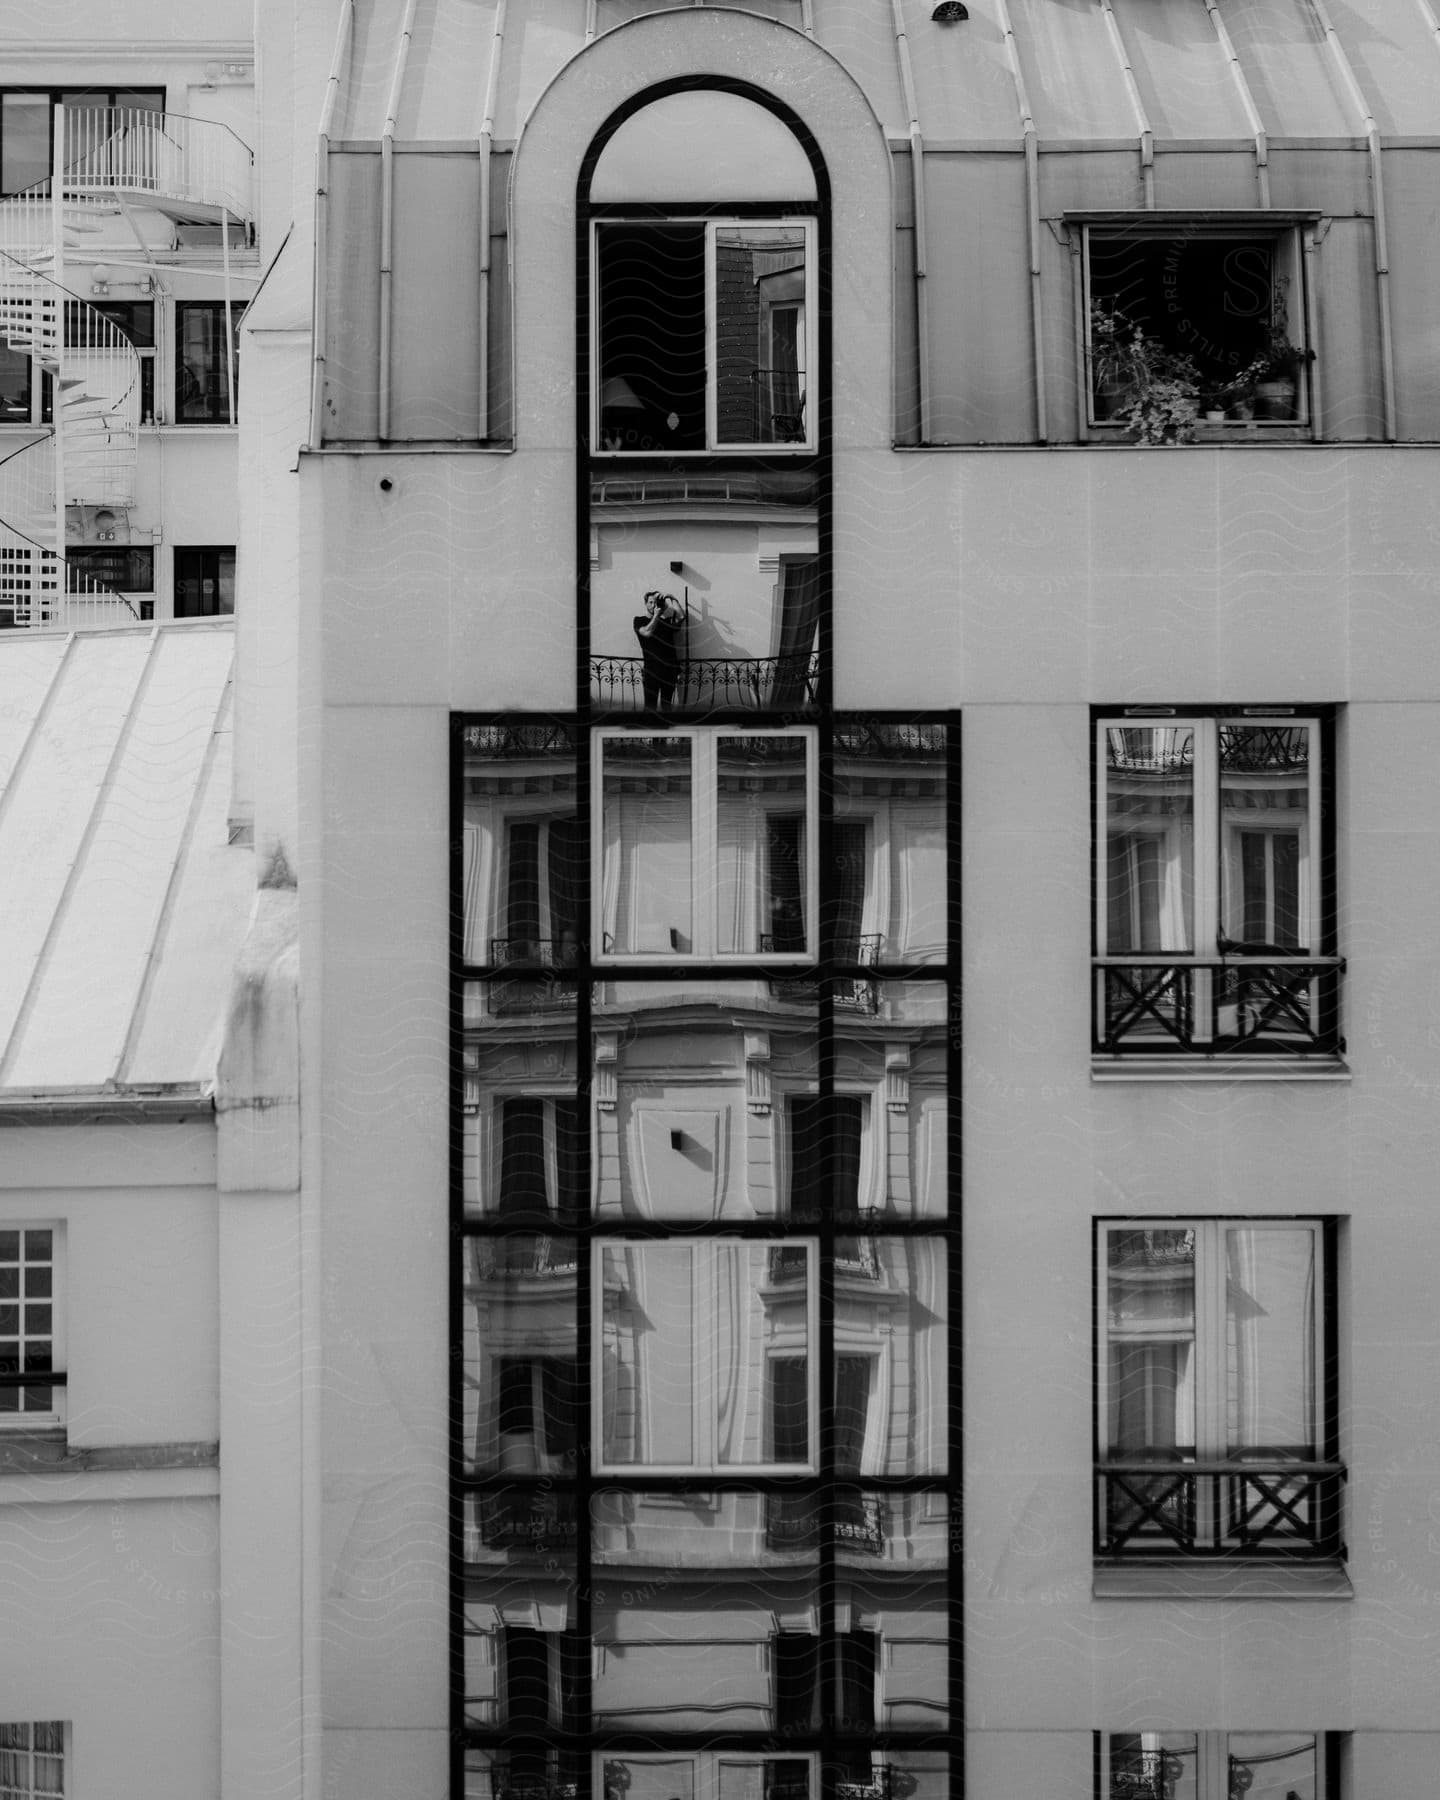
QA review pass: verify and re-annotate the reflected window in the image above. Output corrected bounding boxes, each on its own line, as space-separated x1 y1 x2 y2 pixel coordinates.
1096 1219 1341 1560
832 722 948 963
598 1241 814 1473
1099 1731 1325 1800
493 1096 584 1227
774 1631 877 1737
597 729 816 960
1095 713 1338 1055
593 219 815 453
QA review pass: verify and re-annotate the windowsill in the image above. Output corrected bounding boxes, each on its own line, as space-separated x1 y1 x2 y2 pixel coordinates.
1091 1053 1350 1083
1093 1559 1352 1601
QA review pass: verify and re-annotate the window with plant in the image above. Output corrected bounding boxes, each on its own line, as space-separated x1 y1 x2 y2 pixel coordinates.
1083 225 1313 443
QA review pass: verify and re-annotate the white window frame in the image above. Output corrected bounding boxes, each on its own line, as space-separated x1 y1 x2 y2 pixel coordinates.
0 1721 67 1798
590 216 817 456
1097 1731 1327 1800
593 1238 817 1476
0 1223 64 1432
1078 217 1315 438
593 726 818 964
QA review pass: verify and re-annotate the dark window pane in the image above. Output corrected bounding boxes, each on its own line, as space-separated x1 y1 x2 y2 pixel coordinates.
596 222 706 452
175 302 243 422
768 1355 808 1462
66 546 155 593
2 93 50 195
173 546 235 617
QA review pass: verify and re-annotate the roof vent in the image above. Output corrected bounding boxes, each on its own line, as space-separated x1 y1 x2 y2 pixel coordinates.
932 1 969 19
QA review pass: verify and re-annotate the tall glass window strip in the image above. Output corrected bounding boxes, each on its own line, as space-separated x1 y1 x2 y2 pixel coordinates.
455 717 957 1800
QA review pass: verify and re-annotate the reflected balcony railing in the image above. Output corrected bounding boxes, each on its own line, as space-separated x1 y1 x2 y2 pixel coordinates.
489 936 581 970
498 1783 578 1800
590 652 819 712
474 1487 579 1551
1095 1456 1346 1559
765 1491 886 1554
470 1237 578 1279
1093 955 1344 1055
769 1240 879 1282
767 935 881 1013
750 367 807 444
836 1772 895 1800
486 974 579 1016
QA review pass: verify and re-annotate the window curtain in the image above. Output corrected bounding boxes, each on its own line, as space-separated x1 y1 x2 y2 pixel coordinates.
771 559 820 706
831 821 867 953
834 1356 872 1473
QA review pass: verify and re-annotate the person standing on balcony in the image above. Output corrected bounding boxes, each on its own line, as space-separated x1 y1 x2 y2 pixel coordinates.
633 590 685 710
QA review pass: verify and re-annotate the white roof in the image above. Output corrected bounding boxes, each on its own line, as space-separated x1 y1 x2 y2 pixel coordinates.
0 623 254 1101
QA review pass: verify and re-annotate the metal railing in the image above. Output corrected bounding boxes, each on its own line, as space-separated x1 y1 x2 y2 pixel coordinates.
489 935 581 969
62 107 253 223
474 1487 579 1551
590 651 819 712
1094 955 1344 1055
469 1237 578 1279
765 1491 886 1554
1096 1457 1346 1558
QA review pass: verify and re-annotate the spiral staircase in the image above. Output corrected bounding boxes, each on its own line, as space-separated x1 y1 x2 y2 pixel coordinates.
0 104 252 628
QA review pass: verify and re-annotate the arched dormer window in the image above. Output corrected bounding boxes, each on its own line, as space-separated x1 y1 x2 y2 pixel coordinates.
582 87 823 458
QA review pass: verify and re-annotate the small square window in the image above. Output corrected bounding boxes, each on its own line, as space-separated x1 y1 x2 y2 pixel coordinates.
1095 1220 1341 1563
1081 221 1312 439
595 727 817 962
173 546 235 617
66 545 154 593
1094 712 1341 1058
0 1722 66 1798
593 218 815 454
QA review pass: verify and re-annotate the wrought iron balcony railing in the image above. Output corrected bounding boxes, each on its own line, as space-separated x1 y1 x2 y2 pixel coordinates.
590 652 819 712
474 1487 579 1551
469 1237 578 1279
486 975 579 1016
1093 955 1344 1055
1095 1457 1346 1559
489 936 580 970
765 1491 886 1554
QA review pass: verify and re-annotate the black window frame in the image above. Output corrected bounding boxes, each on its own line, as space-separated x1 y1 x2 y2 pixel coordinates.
173 301 244 425
172 545 235 618
0 87 165 197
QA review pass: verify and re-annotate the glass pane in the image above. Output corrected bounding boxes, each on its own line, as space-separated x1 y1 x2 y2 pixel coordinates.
592 1488 820 1569
600 1242 812 1470
596 222 706 452
465 1748 582 1800
600 1760 695 1800
836 1241 947 1475
1105 1734 1198 1800
717 735 809 956
715 226 808 446
1224 1229 1315 1455
593 1584 819 1728
2 94 51 195
0 343 32 420
1104 726 1194 953
463 1489 580 1567
600 737 694 955
1105 1229 1197 1456
462 724 579 967
462 1237 578 1475
1219 724 1310 950
463 1585 582 1731
594 981 818 1222
1226 1734 1317 1800
834 982 947 1219
831 723 948 963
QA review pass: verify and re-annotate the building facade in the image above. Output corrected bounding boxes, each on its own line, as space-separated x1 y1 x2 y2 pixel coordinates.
3 0 1440 1794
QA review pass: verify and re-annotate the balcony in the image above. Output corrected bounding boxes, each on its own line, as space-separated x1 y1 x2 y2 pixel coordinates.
765 1491 885 1554
489 936 580 970
590 652 819 712
62 106 253 226
474 1488 579 1551
470 1237 578 1279
1095 1457 1346 1559
1093 955 1344 1056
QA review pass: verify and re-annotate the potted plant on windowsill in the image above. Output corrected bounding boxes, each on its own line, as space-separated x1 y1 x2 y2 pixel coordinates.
1247 274 1314 421
1089 301 1202 445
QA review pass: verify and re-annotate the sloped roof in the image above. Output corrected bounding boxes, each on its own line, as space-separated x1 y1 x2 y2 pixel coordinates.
0 623 253 1103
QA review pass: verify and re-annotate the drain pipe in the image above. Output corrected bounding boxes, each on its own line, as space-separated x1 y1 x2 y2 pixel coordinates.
994 0 1046 440
1200 0 1270 206
379 0 419 442
1098 0 1155 206
222 205 236 427
1305 0 1397 439
889 0 930 442
310 0 355 447
478 0 508 441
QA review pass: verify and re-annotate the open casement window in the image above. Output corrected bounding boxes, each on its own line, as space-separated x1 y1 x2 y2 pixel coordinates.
0 1723 65 1798
493 1096 585 1228
0 1227 62 1430
1094 714 1340 1056
592 219 816 454
1080 219 1313 435
596 1240 815 1474
595 729 817 962
1095 1220 1341 1560
1098 1731 1328 1800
